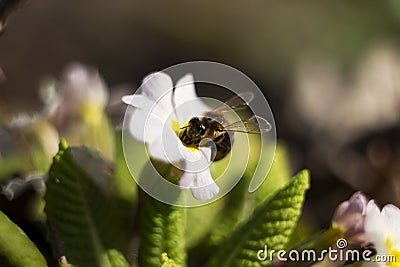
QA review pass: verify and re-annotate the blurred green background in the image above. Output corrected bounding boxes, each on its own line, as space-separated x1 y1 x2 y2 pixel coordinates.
1 0 400 231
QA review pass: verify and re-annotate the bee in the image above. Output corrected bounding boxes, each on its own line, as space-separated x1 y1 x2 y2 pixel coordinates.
178 92 272 161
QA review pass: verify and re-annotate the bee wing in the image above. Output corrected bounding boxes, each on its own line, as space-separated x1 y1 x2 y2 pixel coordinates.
224 115 272 133
213 92 254 112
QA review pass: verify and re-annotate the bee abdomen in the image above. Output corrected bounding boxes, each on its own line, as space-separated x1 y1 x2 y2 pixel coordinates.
213 132 232 161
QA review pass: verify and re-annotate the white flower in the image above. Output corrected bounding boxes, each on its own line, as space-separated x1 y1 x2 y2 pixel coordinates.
42 62 114 160
122 72 220 201
364 200 400 266
46 62 109 128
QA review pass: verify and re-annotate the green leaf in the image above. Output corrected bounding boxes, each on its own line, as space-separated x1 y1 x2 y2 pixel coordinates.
160 253 180 267
45 140 131 267
202 142 292 248
138 193 186 267
0 210 47 267
206 170 310 267
112 130 137 203
106 250 129 267
201 175 250 248
253 142 291 205
185 136 271 250
184 201 224 249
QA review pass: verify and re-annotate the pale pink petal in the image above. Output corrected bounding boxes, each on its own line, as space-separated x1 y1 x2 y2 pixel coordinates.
332 192 368 242
332 200 350 223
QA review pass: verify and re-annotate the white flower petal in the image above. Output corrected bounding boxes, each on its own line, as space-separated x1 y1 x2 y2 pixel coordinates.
122 94 153 110
141 72 174 114
365 201 384 236
125 72 219 201
147 124 187 162
183 147 212 173
129 109 163 143
381 204 400 245
174 74 210 125
147 137 168 162
174 74 197 105
179 147 219 200
191 169 219 201
365 200 387 255
179 172 195 189
61 62 109 108
179 148 212 187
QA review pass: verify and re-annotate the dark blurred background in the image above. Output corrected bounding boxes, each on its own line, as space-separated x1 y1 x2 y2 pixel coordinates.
1 0 400 228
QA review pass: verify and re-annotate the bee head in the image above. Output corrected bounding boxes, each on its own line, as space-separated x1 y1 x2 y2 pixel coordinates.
189 117 206 136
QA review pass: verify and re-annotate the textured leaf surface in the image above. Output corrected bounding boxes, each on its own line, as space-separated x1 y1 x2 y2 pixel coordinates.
45 140 130 267
106 250 129 267
139 193 186 267
160 253 180 267
253 142 292 206
203 143 292 248
0 210 47 267
207 170 310 267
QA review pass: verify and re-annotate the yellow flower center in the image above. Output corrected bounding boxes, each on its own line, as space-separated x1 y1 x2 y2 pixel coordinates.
385 238 400 267
171 120 198 152
171 120 181 135
80 103 103 125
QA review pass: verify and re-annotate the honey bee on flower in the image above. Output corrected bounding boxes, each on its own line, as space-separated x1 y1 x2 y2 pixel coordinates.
122 72 270 201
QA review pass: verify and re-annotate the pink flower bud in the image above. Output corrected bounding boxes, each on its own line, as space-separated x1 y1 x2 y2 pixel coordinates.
332 191 369 244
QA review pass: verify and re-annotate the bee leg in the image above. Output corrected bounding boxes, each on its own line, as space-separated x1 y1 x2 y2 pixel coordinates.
199 138 218 160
